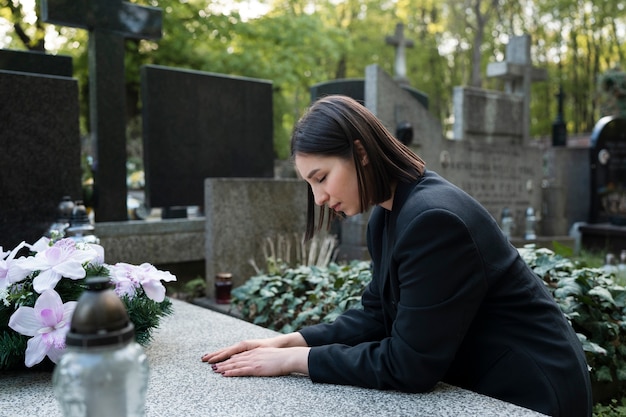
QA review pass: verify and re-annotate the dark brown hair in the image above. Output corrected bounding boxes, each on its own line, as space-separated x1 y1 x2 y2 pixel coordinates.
291 95 425 240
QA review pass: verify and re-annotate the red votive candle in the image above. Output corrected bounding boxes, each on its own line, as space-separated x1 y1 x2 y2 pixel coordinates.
215 273 233 304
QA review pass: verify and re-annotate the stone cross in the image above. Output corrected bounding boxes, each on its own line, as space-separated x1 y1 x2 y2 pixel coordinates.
486 34 547 145
385 23 414 86
41 0 162 222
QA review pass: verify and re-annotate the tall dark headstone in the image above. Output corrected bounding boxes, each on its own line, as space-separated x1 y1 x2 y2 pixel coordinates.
141 65 274 210
589 116 626 224
0 49 72 77
0 70 81 249
40 0 162 222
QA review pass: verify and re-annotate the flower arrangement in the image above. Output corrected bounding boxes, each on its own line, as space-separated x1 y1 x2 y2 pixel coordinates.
0 236 176 371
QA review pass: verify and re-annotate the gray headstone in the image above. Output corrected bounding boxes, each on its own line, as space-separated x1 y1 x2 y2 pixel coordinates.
141 65 274 209
0 70 81 249
486 35 547 145
0 49 72 77
589 116 626 224
453 86 523 143
204 178 307 295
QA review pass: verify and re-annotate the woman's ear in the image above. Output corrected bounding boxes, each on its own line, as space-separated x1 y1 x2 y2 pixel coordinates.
354 140 369 166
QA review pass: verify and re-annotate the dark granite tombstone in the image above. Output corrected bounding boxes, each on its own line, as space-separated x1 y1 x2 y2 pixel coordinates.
41 0 162 222
310 79 365 103
310 79 428 109
0 49 72 77
141 65 274 210
0 70 82 249
589 116 626 224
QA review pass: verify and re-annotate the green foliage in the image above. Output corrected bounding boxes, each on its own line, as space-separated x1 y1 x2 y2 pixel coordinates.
232 261 371 333
2 0 626 145
0 311 28 370
519 246 626 404
122 290 173 346
593 397 626 417
236 245 626 405
183 277 207 299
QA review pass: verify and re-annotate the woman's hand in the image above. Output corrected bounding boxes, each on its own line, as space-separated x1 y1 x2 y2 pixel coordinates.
201 332 309 376
209 346 310 377
201 339 273 364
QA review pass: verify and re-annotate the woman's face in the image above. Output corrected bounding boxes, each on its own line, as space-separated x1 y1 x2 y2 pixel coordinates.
294 153 361 217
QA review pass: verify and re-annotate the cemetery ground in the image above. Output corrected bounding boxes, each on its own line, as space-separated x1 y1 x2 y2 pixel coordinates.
162 240 626 417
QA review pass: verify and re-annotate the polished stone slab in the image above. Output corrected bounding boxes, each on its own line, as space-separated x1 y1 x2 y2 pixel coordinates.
0 300 545 416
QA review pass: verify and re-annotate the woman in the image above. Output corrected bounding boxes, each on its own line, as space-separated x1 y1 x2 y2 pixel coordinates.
202 95 592 417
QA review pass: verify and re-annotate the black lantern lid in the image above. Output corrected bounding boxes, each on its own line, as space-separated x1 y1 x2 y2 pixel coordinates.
66 277 135 347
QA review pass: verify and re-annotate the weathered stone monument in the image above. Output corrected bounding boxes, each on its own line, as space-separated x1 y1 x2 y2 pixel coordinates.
204 179 307 297
485 34 548 145
41 0 163 222
371 64 544 237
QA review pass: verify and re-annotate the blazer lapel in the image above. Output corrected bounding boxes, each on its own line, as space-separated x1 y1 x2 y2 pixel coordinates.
378 178 422 317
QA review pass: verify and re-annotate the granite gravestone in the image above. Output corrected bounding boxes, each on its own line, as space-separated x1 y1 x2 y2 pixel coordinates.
0 70 82 250
310 79 365 103
141 65 274 211
0 49 72 77
589 116 626 224
41 0 162 222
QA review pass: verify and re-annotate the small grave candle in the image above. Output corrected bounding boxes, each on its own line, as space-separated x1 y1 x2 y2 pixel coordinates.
215 273 233 304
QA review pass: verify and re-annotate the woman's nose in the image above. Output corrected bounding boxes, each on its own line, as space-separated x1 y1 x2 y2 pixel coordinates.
313 188 329 206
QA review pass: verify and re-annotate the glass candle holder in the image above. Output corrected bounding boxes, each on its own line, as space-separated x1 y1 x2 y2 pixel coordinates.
215 273 232 304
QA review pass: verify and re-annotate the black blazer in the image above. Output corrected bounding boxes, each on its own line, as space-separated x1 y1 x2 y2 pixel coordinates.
300 170 592 417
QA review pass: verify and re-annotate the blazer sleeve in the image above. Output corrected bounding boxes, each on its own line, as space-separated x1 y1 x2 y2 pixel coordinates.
305 208 488 392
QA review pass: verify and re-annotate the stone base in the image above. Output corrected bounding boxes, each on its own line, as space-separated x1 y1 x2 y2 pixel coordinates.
510 236 575 251
580 223 626 254
95 217 205 265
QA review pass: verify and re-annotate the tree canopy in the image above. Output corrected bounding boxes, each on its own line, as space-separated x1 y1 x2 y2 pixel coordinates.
1 0 624 158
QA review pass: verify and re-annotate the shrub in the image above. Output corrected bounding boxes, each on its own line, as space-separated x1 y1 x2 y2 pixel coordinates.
518 245 626 403
233 245 626 403
231 261 370 333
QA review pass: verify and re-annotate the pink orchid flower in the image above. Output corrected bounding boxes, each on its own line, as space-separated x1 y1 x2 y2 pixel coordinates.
0 241 28 290
8 289 77 367
14 237 104 294
109 262 176 302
